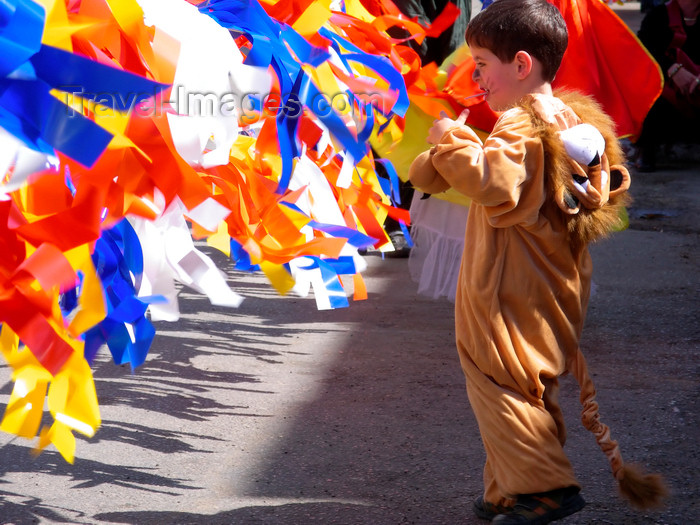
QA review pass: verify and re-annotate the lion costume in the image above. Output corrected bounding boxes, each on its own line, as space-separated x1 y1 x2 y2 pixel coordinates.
409 91 665 508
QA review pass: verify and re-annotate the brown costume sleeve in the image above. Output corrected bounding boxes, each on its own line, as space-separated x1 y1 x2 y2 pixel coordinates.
407 149 451 194
411 111 546 228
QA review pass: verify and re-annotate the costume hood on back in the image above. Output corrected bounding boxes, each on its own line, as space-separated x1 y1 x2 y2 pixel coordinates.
556 122 631 215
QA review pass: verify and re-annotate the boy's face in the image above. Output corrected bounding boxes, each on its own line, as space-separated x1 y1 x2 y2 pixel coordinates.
470 45 522 112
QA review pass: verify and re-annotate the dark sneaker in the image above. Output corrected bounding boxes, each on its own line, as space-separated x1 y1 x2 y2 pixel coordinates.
473 496 514 521
491 487 585 524
385 230 411 258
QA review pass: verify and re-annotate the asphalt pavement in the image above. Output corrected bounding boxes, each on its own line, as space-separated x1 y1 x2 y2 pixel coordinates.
2 3 699 524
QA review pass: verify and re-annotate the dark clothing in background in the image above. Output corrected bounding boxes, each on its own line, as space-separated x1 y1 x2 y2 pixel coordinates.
392 0 471 66
638 3 699 74
641 0 665 13
636 3 700 159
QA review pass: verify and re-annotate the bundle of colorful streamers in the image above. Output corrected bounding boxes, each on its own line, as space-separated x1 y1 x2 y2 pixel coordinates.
0 0 481 462
1 0 661 462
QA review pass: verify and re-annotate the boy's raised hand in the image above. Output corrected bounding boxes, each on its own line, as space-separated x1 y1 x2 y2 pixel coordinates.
427 109 470 144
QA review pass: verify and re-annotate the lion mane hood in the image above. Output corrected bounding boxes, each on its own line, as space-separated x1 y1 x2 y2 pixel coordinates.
522 91 632 249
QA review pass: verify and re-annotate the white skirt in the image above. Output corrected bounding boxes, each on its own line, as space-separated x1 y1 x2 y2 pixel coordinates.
408 192 469 302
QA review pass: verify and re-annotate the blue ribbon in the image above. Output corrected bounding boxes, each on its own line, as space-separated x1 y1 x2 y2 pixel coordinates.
306 219 377 249
342 53 409 117
278 201 378 249
230 238 260 271
318 27 409 118
398 220 413 248
200 0 413 194
322 255 356 275
0 0 43 77
297 256 349 309
297 74 367 162
375 158 402 205
0 77 113 164
0 0 169 167
83 219 164 369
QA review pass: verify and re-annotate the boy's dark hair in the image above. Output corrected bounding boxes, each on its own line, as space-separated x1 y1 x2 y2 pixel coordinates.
465 0 568 82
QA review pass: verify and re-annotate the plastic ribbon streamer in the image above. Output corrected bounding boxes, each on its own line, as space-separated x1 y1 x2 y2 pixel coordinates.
0 1 168 173
82 219 157 368
0 0 661 461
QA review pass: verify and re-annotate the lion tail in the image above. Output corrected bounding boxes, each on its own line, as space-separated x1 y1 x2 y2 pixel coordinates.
569 349 669 508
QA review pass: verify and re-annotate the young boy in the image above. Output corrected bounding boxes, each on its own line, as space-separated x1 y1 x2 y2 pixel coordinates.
409 0 666 523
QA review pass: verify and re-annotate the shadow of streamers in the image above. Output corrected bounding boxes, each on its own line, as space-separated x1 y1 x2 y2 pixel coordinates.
88 420 227 454
92 360 270 423
0 443 197 493
0 442 197 524
83 266 342 432
219 260 484 524
95 501 404 525
0 264 345 521
0 488 93 525
2 255 477 523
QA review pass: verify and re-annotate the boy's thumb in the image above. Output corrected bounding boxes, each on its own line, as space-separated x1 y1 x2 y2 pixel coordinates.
456 109 470 124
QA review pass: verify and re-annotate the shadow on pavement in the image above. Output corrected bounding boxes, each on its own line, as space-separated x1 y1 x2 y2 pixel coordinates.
96 501 406 524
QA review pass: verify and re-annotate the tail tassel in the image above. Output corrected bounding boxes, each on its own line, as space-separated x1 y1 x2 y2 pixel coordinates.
617 463 668 509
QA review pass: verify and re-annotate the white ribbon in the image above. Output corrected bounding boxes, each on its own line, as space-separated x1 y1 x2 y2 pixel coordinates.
131 193 243 321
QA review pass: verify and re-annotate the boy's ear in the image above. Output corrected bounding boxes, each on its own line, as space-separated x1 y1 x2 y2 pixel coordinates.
514 51 533 78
